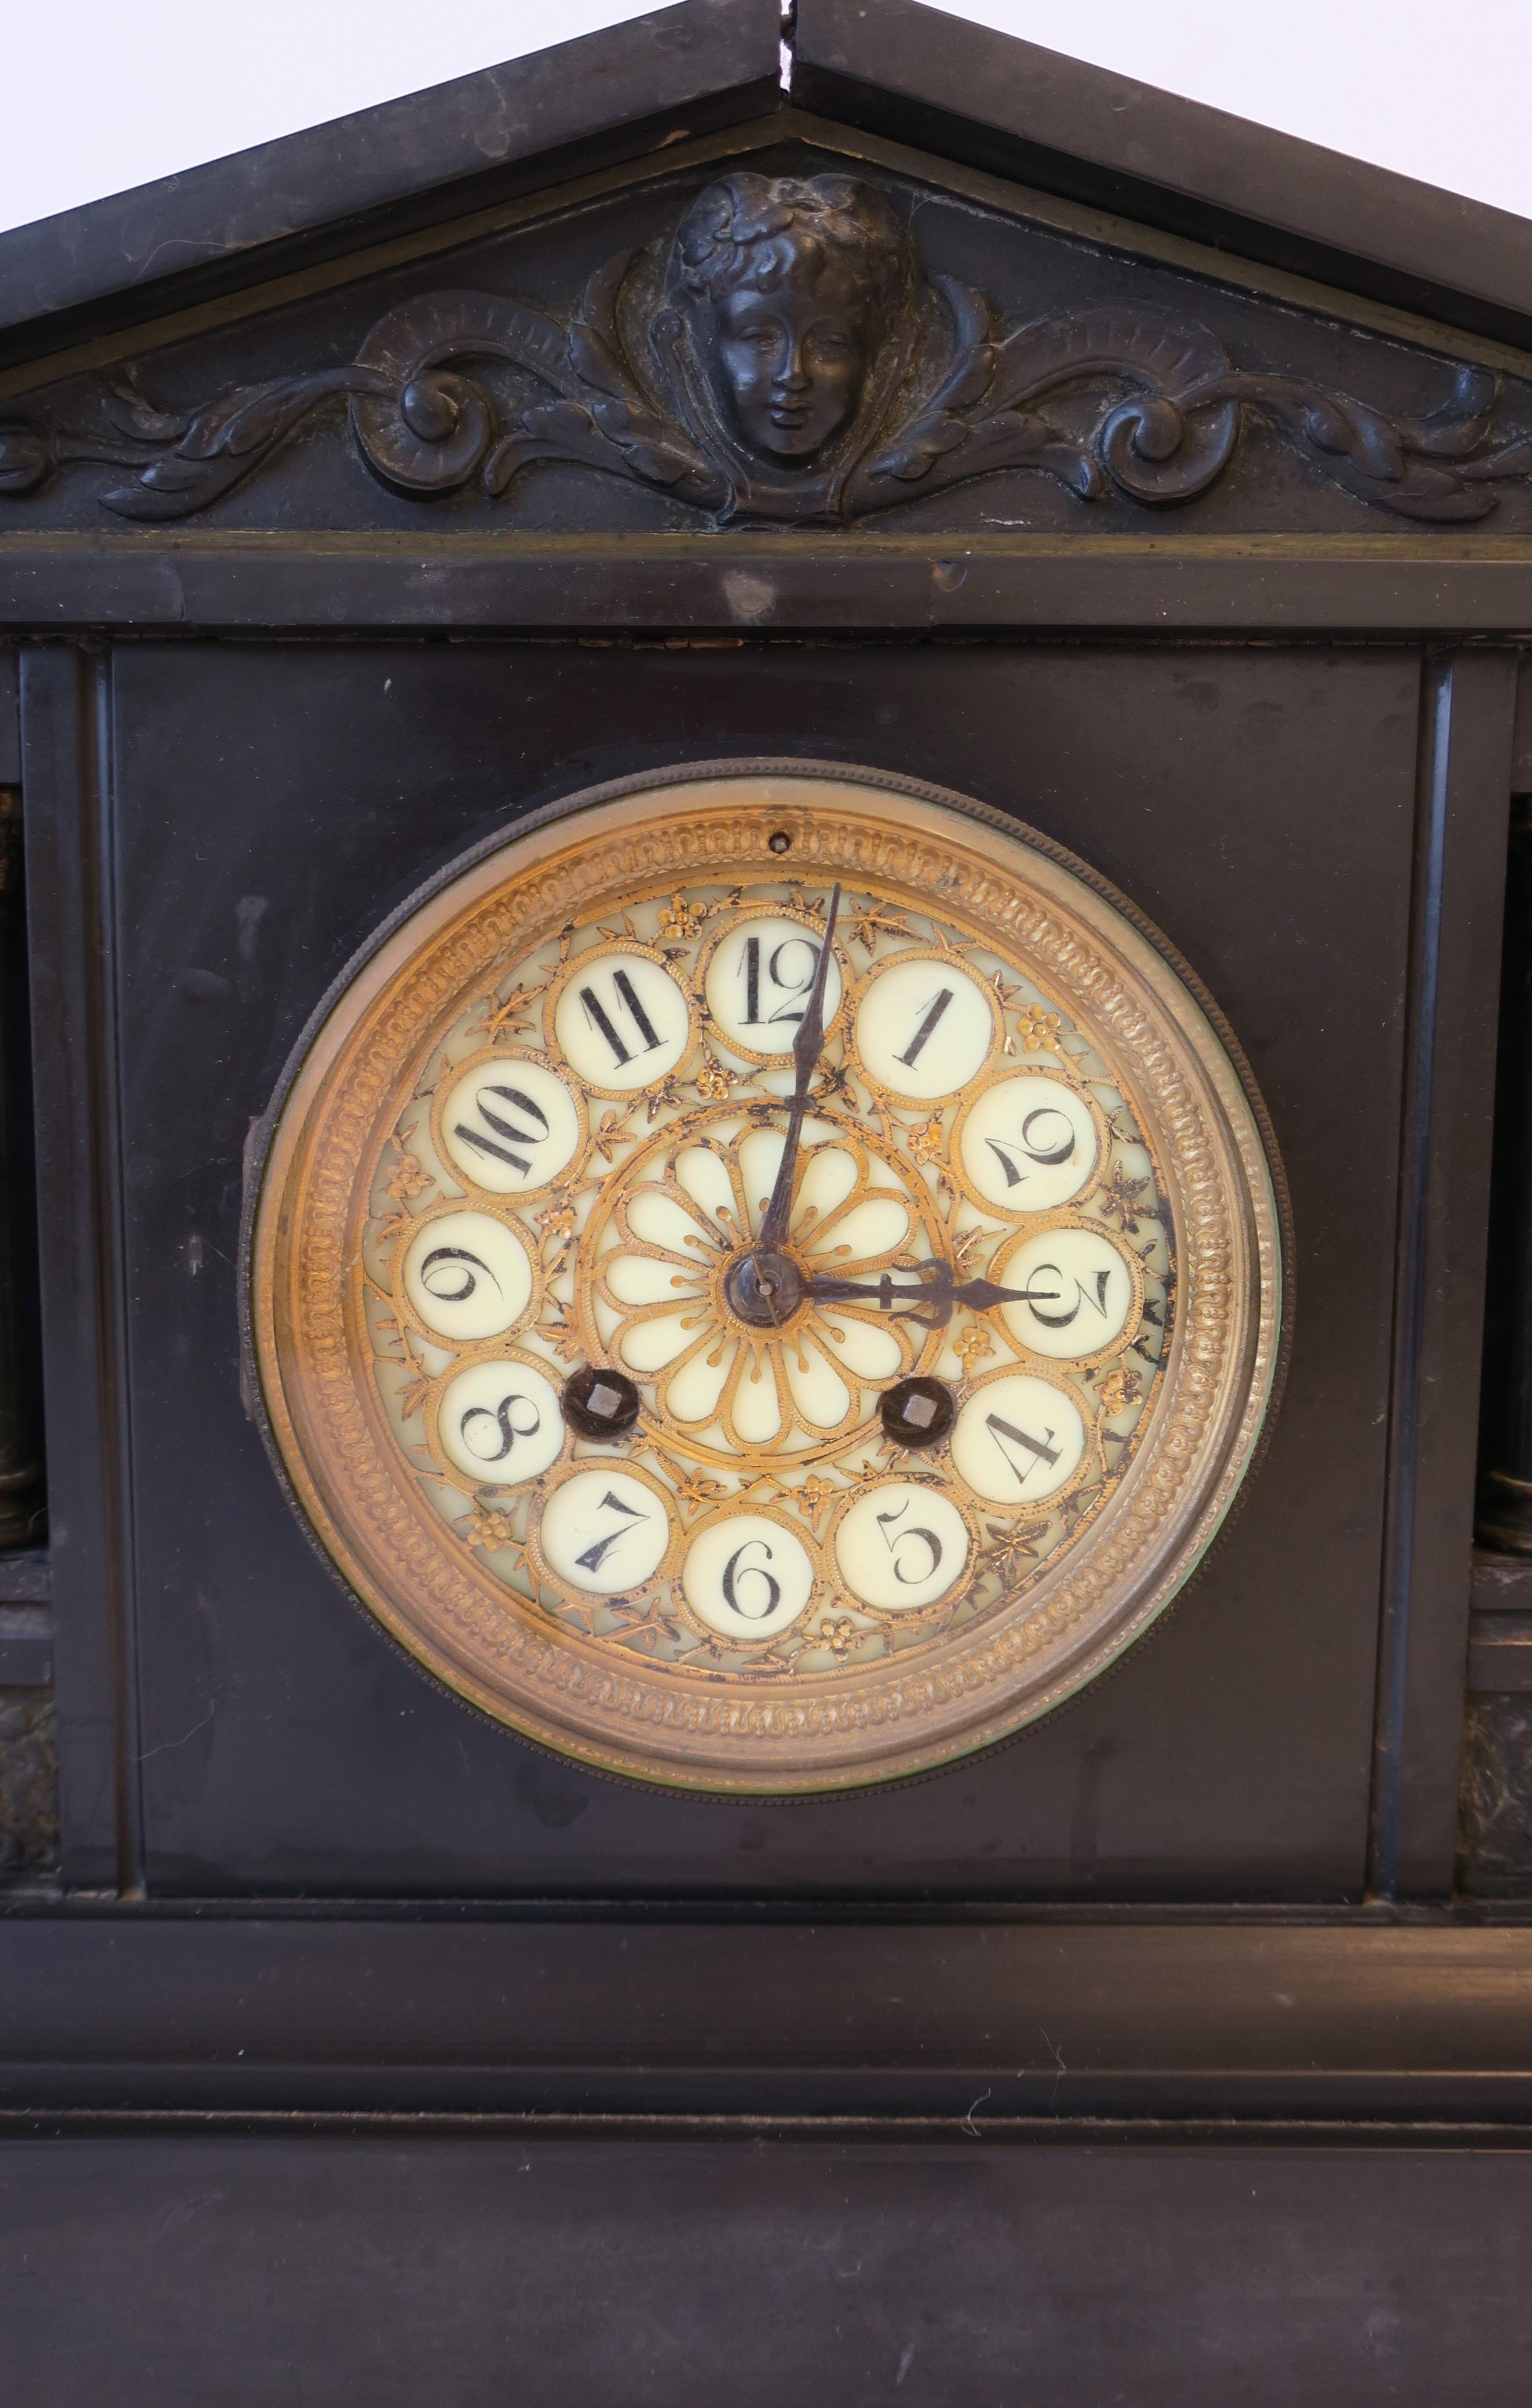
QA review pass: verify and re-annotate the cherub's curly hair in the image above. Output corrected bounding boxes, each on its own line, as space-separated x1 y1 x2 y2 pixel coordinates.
676 173 913 319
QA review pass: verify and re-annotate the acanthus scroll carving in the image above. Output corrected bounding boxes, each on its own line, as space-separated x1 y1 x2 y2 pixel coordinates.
5 170 1532 527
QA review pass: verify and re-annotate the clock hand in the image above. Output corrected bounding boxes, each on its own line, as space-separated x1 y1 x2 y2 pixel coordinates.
804 1263 1059 1331
754 881 842 1265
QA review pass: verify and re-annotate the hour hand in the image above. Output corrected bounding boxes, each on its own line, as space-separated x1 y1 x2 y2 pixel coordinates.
805 1263 1048 1329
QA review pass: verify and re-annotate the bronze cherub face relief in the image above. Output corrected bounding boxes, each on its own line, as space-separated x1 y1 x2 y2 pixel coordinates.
673 174 914 465
715 285 862 461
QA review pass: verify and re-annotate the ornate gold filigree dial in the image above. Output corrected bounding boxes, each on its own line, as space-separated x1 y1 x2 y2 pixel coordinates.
248 767 1284 1793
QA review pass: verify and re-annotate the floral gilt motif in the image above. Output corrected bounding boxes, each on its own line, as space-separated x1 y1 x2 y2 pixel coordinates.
587 1114 934 1463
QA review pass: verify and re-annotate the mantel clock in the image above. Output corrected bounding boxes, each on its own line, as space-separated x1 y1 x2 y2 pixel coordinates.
249 765 1283 1792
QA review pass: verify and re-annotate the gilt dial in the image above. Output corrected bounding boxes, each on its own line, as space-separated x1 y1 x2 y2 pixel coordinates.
250 766 1282 1793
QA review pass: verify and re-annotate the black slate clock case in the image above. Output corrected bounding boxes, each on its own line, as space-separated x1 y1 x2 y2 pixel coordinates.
4 5 1532 2398
120 641 1347 1894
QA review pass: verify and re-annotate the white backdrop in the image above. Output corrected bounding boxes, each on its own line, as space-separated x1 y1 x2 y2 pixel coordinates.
3 0 1531 237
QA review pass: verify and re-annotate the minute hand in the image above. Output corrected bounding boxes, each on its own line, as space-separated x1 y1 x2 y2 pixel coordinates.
755 882 842 1258
804 1264 1053 1331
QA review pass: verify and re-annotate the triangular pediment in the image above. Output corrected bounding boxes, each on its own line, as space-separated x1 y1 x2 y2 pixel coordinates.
3 1 1532 548
5 118 1532 544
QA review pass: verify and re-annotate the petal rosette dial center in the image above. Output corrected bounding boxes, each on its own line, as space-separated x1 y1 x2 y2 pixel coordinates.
582 1109 941 1466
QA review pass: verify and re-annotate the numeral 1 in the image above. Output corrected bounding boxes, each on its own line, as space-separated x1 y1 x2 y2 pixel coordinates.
741 936 761 1025
896 986 954 1068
